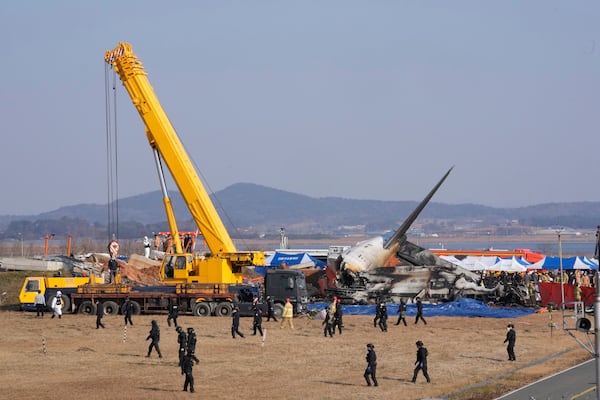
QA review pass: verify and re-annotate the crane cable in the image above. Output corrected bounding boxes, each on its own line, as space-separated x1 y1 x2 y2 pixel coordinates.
104 63 119 242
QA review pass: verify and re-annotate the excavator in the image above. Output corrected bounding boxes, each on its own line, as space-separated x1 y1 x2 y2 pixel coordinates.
104 42 265 286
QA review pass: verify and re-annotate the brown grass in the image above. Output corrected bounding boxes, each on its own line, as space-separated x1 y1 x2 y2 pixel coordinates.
0 309 591 400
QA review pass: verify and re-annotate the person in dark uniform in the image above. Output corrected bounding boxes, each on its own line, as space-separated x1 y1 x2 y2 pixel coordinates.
231 306 245 338
378 302 388 332
108 257 119 283
266 296 277 322
373 299 382 328
333 298 343 335
252 307 264 336
167 299 179 328
363 343 378 387
181 353 195 393
145 320 162 358
395 298 407 326
186 327 200 363
95 300 105 329
412 340 430 383
415 297 427 325
322 306 334 337
123 297 134 326
176 326 187 370
504 323 516 361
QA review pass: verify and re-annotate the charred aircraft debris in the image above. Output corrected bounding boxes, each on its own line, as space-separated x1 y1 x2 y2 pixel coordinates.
326 168 525 306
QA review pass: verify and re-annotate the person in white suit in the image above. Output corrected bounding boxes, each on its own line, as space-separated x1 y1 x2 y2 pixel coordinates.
51 291 63 319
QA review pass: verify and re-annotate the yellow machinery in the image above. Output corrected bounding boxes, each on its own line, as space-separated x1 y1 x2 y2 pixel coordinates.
19 275 105 312
105 42 264 285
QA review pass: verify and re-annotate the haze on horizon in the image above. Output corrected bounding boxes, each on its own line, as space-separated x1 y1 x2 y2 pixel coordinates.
1 1 599 216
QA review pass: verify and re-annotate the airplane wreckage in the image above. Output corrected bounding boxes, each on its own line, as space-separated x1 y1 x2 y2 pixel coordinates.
322 167 527 306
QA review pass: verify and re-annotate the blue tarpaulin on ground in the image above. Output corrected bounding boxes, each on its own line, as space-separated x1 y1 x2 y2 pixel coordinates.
307 298 535 319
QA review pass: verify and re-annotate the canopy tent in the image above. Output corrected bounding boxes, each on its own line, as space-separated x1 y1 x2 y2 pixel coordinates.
581 256 599 269
255 252 327 277
529 256 598 270
264 252 326 268
461 256 501 271
485 256 531 272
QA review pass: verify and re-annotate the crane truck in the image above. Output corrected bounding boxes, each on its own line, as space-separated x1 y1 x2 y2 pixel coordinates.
19 42 307 317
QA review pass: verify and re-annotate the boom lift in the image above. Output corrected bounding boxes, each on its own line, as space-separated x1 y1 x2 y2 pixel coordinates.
104 42 265 285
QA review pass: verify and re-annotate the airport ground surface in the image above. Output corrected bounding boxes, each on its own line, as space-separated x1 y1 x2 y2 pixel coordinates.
0 309 591 400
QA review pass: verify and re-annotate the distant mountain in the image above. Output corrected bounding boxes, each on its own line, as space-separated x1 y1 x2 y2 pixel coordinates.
0 183 599 239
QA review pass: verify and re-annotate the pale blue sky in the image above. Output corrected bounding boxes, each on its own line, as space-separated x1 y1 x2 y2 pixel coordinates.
1 1 599 215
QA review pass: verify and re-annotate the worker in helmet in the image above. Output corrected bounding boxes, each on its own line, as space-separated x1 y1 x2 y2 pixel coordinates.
176 326 187 370
280 298 294 330
51 291 63 319
186 327 199 362
231 307 245 339
167 298 179 328
145 320 162 358
364 343 378 387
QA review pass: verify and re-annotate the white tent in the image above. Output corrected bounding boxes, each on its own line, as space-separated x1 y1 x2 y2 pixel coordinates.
461 256 501 271
486 256 531 272
439 255 464 267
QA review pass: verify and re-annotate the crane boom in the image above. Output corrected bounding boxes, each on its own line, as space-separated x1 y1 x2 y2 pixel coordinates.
105 42 235 254
105 42 263 285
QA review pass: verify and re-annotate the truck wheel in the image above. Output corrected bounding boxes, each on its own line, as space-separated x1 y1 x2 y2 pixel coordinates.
61 296 72 314
273 303 284 319
78 301 96 315
215 302 232 317
103 301 119 315
192 302 211 317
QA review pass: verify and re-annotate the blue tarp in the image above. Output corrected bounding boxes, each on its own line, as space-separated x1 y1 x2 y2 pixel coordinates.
307 298 535 319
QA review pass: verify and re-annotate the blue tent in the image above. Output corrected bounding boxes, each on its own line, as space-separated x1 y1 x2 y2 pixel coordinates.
254 252 326 276
530 256 598 270
264 252 326 268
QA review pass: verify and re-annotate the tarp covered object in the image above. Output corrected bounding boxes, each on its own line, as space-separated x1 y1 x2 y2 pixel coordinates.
307 298 534 319
537 282 595 307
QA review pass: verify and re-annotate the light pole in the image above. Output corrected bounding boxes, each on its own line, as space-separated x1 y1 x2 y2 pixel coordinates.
557 228 565 313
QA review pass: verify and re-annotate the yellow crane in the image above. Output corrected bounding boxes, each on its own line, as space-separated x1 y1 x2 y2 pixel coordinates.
105 42 264 285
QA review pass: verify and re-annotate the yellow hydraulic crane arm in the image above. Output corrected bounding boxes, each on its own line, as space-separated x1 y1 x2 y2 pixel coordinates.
105 42 237 255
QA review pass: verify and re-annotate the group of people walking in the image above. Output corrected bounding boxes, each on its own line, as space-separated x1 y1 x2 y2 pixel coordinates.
363 340 431 387
144 319 198 393
374 297 427 331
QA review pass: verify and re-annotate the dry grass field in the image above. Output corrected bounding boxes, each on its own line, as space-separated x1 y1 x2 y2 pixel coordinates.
0 308 591 400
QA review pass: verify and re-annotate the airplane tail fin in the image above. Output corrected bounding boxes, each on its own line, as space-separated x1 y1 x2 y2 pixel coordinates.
384 166 454 249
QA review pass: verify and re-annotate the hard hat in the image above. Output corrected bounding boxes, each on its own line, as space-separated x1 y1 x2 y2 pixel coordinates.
416 340 423 347
57 291 62 296
367 343 374 348
176 326 183 332
187 327 194 332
